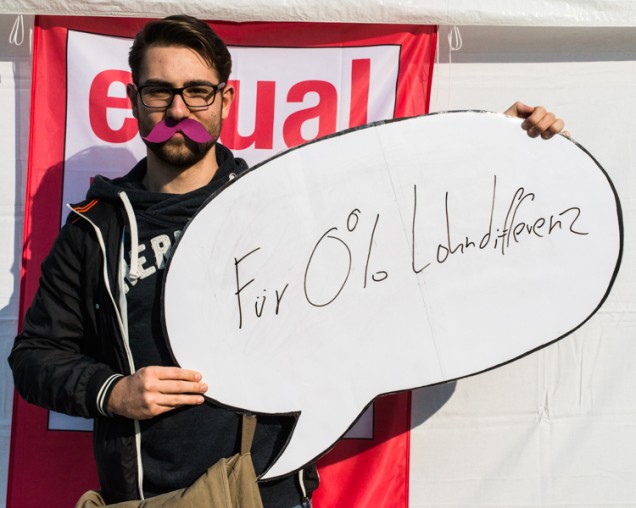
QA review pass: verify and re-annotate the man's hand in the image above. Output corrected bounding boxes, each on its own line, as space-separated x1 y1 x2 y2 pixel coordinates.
504 101 567 140
107 366 208 420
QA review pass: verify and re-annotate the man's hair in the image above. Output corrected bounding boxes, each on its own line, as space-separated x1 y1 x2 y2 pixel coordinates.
129 15 232 85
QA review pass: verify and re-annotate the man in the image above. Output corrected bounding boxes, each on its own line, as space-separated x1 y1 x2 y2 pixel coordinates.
8 14 565 506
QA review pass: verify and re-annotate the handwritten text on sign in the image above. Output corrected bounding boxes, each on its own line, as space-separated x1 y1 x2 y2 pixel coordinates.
234 176 589 328
164 112 621 479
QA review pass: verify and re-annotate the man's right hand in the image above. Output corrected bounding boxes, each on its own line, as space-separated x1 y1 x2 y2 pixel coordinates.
107 366 208 420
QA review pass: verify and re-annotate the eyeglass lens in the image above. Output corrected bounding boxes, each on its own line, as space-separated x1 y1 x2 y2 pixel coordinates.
140 85 218 109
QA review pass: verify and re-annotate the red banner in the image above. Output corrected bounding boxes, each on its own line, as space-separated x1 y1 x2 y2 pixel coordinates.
9 15 436 507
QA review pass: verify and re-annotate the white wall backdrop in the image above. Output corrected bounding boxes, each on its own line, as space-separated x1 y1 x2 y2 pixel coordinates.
412 25 636 506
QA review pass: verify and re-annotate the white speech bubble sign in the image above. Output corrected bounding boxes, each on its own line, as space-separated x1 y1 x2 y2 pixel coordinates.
163 111 622 480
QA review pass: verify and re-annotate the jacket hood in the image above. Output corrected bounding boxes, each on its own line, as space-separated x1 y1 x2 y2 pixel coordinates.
86 143 248 224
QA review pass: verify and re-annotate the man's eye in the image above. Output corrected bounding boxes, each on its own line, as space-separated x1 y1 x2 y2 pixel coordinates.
145 87 170 96
186 87 212 96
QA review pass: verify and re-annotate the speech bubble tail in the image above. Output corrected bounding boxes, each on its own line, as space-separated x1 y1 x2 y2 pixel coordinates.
259 407 362 480
259 410 338 480
259 412 311 480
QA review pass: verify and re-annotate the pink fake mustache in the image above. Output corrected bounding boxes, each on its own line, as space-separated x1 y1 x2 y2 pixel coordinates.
142 118 215 144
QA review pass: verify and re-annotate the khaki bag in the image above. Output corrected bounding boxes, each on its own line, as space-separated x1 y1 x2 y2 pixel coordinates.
76 414 263 508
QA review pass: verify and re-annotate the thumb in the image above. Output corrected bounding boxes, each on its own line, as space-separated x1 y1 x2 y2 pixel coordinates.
504 101 533 119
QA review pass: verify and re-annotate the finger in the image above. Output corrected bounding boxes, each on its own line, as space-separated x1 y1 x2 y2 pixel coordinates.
147 365 203 382
540 118 565 139
528 114 562 138
521 107 548 133
504 101 533 119
155 393 206 409
526 113 556 138
138 391 206 419
158 379 208 395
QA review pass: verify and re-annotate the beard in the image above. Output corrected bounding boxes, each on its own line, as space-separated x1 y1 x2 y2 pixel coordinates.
144 135 216 169
139 113 221 169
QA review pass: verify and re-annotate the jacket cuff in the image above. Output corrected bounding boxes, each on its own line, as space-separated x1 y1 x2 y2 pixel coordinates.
88 371 124 417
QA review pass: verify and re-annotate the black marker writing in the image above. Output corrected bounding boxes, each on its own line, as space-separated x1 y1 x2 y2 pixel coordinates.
255 290 266 318
412 176 588 269
233 175 589 329
364 213 387 287
235 247 291 329
304 227 352 308
234 247 260 329
411 185 431 274
275 284 289 314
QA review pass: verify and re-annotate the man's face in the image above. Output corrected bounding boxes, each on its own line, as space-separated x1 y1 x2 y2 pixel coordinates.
128 44 234 168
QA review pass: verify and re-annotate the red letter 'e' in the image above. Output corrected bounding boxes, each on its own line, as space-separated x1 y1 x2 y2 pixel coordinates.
89 70 137 143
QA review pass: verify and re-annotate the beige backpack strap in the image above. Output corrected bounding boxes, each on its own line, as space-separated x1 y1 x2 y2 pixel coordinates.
241 414 257 455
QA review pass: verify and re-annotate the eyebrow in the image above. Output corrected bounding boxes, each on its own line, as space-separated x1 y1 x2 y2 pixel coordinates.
139 79 217 87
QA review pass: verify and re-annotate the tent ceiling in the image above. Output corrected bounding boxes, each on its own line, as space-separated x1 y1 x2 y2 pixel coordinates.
437 26 636 62
2 0 636 26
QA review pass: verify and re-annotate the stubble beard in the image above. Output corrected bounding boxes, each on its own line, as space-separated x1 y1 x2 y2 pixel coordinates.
145 136 216 170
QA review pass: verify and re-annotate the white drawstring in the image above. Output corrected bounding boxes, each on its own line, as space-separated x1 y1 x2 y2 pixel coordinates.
448 25 463 54
119 191 140 282
445 25 463 111
9 15 24 46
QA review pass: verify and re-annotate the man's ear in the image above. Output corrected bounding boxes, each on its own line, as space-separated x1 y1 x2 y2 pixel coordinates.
220 83 235 121
127 83 140 119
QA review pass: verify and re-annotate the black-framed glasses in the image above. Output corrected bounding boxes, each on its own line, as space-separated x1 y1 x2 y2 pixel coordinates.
135 82 226 110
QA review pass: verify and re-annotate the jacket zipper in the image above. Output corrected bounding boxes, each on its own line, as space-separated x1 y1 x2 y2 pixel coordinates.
68 204 146 499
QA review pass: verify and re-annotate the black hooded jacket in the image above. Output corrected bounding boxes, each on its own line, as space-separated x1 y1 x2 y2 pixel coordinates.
9 144 316 504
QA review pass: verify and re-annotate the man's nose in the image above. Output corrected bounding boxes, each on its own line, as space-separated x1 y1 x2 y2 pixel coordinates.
165 92 190 119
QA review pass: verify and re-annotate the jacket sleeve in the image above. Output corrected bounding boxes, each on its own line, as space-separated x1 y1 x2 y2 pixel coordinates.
8 220 123 419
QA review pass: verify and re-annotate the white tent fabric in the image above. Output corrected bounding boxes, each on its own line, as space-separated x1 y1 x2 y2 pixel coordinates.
2 12 636 507
2 1 636 26
415 25 636 506
0 14 31 506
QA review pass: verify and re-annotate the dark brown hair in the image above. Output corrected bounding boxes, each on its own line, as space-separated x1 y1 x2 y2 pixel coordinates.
128 15 232 84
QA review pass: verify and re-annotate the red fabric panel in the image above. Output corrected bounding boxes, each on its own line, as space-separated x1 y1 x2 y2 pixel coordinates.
8 17 99 508
314 393 412 508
